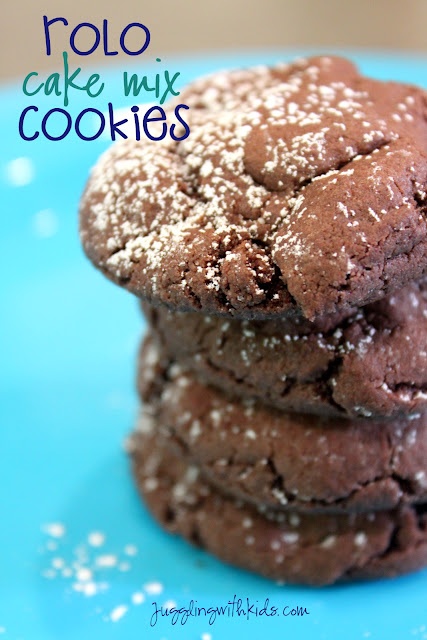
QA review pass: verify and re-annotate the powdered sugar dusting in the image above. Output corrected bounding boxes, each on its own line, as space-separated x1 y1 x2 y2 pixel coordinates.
43 522 66 538
39 524 183 625
80 55 427 319
109 605 128 622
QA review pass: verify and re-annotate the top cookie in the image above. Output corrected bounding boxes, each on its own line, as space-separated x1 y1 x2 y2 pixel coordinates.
80 55 427 320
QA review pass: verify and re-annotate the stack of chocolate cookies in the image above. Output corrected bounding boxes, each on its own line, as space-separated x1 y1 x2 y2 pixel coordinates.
80 55 427 585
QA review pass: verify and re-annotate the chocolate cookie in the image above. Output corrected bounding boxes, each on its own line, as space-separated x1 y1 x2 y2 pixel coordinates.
80 55 427 320
143 277 427 419
129 426 427 585
137 334 427 513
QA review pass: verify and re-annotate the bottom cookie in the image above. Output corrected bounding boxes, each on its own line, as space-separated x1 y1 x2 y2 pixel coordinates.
129 424 427 586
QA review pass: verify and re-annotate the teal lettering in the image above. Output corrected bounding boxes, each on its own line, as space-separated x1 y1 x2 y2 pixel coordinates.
23 72 43 97
123 72 146 97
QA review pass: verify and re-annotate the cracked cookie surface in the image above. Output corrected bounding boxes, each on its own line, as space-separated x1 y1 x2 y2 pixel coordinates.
143 277 427 419
137 333 427 513
80 55 427 320
129 424 427 585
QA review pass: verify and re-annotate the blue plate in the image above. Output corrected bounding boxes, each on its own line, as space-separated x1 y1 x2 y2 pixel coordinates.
1 51 427 639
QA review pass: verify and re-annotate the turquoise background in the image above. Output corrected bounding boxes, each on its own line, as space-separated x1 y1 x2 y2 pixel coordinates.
1 51 427 639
